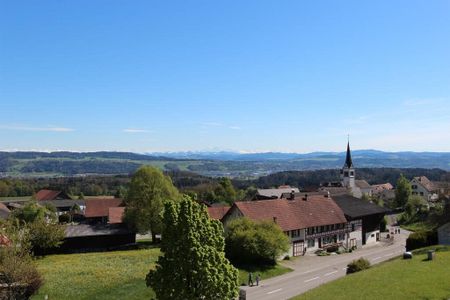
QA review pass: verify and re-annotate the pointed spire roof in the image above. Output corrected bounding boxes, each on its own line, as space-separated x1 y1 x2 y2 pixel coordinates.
344 141 353 168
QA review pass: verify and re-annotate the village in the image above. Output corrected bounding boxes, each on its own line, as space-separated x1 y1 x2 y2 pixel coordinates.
1 142 449 299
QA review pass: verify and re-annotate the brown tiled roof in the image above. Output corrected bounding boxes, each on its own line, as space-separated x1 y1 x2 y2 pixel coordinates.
414 176 437 192
85 198 123 218
108 207 125 224
372 183 394 194
227 195 347 231
35 189 63 201
0 203 10 220
207 205 230 220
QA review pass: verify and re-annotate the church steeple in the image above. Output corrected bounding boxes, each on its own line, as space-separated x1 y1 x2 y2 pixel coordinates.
344 141 353 168
341 139 355 189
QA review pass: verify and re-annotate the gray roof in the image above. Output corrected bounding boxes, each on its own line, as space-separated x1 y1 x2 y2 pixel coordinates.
333 194 389 218
40 199 85 209
257 187 299 199
355 180 371 189
65 224 133 238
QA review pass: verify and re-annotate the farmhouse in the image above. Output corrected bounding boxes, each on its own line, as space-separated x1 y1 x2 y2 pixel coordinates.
332 194 389 246
255 186 300 200
35 189 72 201
84 198 124 224
222 194 349 256
410 176 440 202
61 224 135 252
206 204 230 220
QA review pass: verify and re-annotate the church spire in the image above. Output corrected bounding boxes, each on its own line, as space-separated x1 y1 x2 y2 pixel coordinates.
344 141 353 168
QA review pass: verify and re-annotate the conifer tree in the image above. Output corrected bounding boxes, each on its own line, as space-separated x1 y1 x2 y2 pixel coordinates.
146 197 238 300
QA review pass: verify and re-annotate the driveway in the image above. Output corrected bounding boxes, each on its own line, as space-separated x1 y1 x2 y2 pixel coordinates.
242 226 409 300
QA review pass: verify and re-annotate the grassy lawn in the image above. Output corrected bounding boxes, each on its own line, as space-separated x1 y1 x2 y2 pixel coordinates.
32 248 160 300
400 221 436 232
291 245 450 300
32 247 292 300
237 264 293 286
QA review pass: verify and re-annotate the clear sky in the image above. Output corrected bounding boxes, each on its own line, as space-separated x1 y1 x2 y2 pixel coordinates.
1 1 449 153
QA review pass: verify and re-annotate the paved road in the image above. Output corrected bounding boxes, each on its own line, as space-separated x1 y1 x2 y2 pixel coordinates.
242 228 409 300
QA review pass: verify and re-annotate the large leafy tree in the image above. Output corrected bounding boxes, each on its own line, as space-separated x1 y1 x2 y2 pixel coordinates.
146 198 239 300
395 174 412 208
123 166 180 241
225 217 290 265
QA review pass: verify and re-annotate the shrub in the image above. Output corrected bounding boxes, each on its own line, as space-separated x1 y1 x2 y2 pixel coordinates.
59 213 71 223
27 220 65 255
225 217 290 265
0 247 43 299
406 230 438 251
346 258 371 274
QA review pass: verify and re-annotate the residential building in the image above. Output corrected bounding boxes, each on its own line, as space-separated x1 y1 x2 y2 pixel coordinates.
39 199 86 216
332 194 389 246
206 205 230 220
84 198 124 224
61 224 135 252
35 189 72 201
222 195 348 256
255 186 300 200
410 176 439 202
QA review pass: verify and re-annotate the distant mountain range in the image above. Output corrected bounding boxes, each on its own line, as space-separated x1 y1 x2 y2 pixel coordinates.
1 150 449 177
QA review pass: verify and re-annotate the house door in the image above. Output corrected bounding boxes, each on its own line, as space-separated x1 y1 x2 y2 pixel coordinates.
293 241 304 256
318 238 322 249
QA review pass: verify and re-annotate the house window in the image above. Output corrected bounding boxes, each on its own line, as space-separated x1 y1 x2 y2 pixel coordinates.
350 171 354 176
412 185 417 189
292 229 301 238
307 239 315 247
344 171 349 177
351 223 355 231
420 192 424 196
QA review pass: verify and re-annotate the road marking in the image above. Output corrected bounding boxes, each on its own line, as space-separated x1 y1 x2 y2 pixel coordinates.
267 288 282 295
324 271 338 277
373 256 382 261
304 276 320 283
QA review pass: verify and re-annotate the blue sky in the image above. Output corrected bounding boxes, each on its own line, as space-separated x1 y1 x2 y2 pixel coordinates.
1 1 449 153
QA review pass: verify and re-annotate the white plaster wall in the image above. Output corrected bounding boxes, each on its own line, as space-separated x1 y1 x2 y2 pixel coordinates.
365 230 380 245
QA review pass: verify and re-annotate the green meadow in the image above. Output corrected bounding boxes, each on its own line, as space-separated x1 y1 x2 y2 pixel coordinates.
291 246 450 300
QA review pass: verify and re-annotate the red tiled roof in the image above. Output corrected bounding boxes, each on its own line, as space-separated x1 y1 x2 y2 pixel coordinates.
207 205 230 220
372 183 394 194
108 207 126 224
227 195 347 231
85 198 123 218
35 189 62 201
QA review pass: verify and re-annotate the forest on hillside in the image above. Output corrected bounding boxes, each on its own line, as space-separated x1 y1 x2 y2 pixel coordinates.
1 168 449 203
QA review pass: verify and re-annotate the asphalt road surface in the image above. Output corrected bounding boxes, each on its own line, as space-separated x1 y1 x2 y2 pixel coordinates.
242 227 409 300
